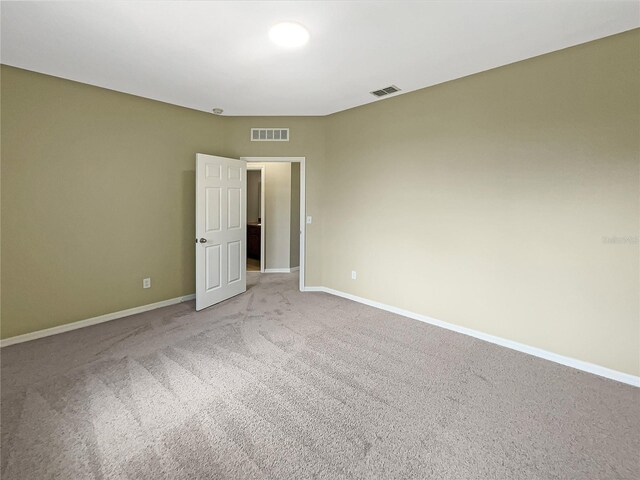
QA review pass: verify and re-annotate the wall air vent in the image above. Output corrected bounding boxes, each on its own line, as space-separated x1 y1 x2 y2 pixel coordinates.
251 128 290 142
370 85 401 97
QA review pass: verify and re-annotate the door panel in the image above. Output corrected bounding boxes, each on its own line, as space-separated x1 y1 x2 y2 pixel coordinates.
227 188 242 229
196 154 246 310
205 244 222 291
206 163 221 179
227 241 241 283
205 187 222 232
228 165 242 180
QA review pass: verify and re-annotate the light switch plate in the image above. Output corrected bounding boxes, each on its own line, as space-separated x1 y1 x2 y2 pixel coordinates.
306 216 312 224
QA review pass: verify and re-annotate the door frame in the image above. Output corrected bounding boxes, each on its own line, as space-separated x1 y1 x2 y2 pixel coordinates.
241 156 306 292
246 164 266 273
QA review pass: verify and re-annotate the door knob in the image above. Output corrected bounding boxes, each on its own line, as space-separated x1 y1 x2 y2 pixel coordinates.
199 238 207 243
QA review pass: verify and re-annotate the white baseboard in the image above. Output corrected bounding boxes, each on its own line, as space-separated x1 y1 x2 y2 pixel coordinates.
264 268 297 273
5 284 637 387
307 286 640 388
0 293 196 348
302 286 325 292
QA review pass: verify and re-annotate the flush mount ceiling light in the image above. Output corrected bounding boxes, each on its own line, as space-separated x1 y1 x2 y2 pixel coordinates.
269 22 310 48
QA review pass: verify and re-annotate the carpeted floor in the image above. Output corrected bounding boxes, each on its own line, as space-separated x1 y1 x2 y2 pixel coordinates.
247 258 260 272
1 273 638 479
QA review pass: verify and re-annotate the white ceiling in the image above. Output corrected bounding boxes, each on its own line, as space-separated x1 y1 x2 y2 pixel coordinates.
1 1 638 116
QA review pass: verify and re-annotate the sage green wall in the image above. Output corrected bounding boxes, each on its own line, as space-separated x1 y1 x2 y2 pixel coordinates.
1 73 327 339
0 66 226 338
323 30 640 376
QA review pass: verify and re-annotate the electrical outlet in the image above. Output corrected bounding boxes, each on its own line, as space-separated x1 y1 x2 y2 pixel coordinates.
143 277 151 289
351 271 357 280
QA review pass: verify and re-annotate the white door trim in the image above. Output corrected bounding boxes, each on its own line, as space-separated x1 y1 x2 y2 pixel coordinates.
246 164 266 273
241 156 306 292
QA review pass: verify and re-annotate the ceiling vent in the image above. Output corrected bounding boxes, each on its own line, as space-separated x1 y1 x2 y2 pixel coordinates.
251 128 290 142
370 85 401 97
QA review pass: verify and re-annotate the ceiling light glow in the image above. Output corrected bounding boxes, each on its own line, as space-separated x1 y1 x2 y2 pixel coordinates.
269 22 309 48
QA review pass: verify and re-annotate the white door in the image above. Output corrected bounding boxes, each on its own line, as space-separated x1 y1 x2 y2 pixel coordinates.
196 153 246 311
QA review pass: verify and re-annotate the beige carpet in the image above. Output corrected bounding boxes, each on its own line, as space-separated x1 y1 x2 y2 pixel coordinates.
1 273 638 479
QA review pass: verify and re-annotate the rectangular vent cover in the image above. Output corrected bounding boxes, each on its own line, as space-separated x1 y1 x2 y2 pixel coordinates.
370 85 401 97
251 128 289 142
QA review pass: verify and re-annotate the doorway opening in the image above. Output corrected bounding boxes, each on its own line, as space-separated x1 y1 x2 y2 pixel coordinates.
242 157 306 292
246 166 264 272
